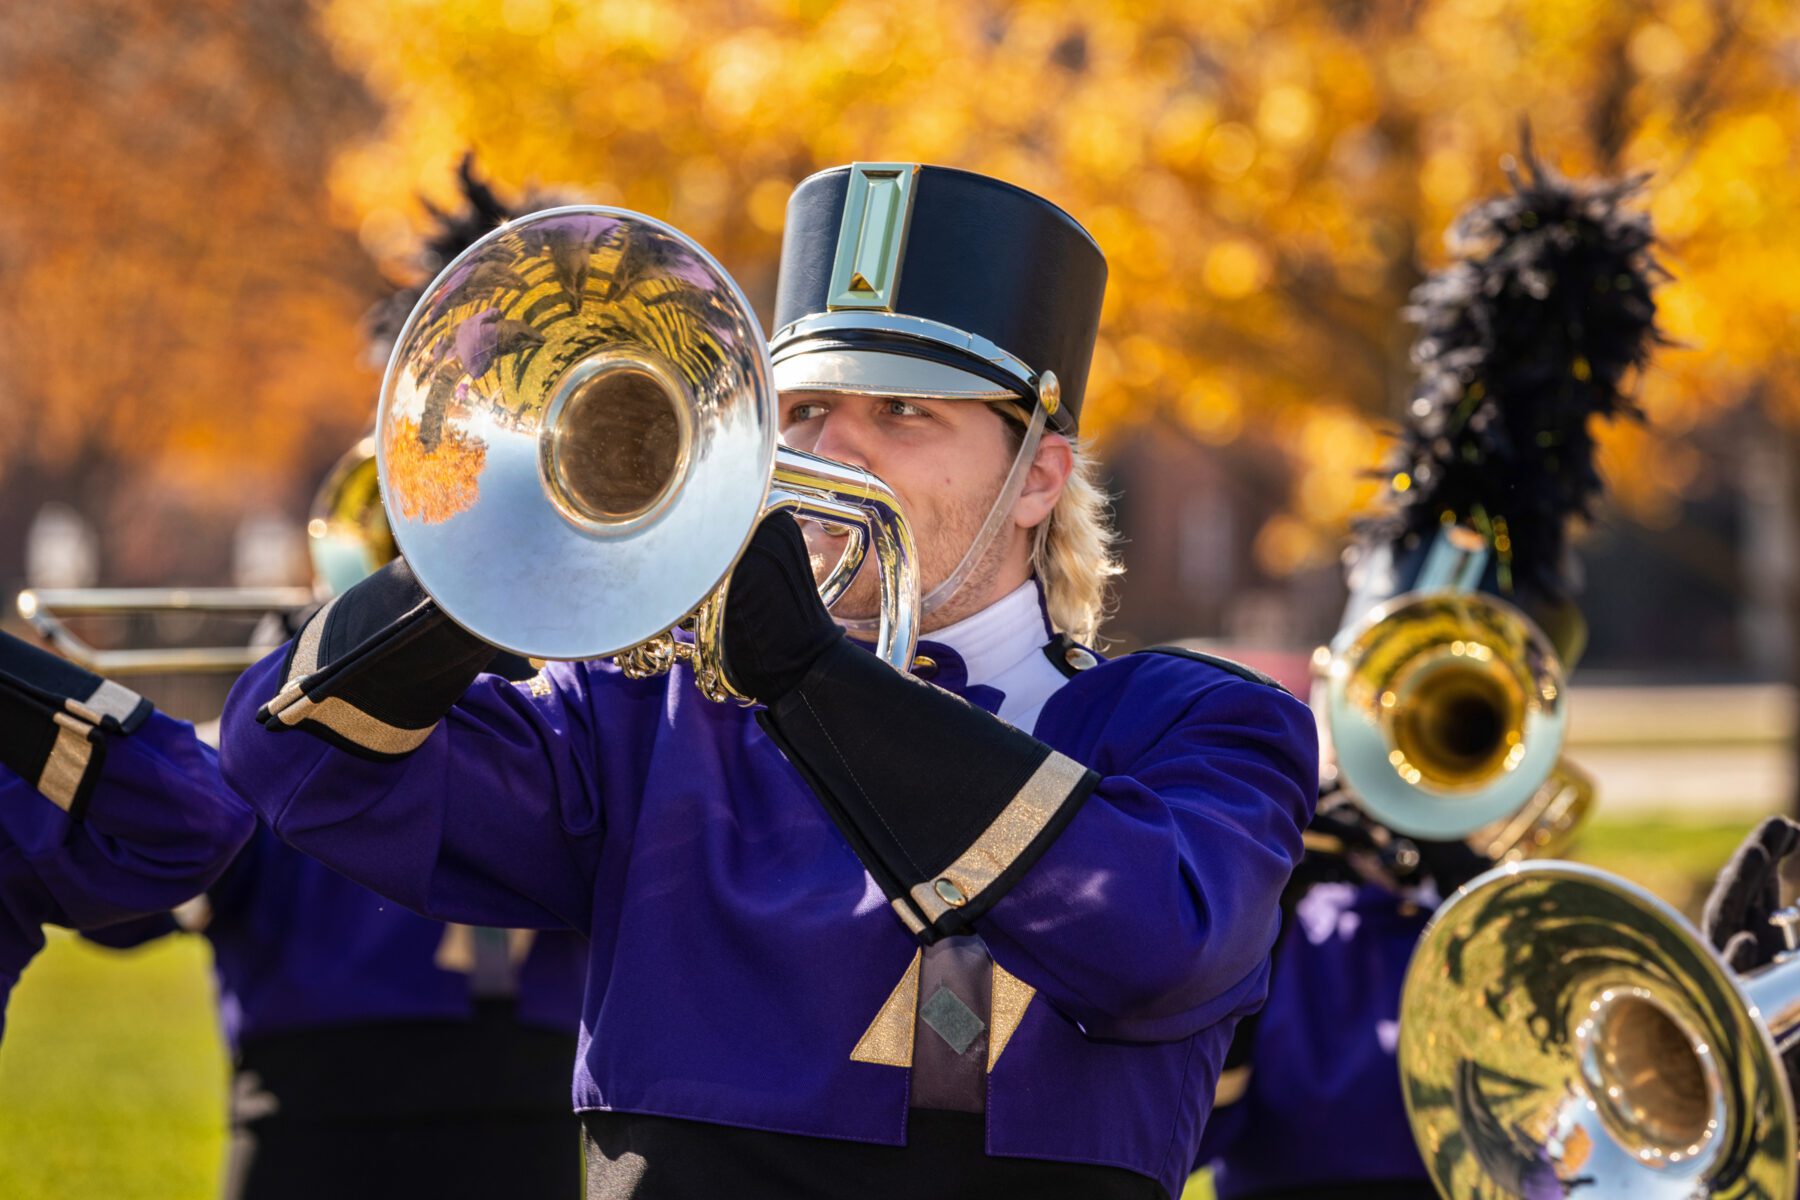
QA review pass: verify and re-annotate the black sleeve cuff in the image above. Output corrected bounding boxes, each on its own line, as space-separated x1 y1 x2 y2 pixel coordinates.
758 639 1098 942
256 559 496 761
0 631 153 818
0 631 153 734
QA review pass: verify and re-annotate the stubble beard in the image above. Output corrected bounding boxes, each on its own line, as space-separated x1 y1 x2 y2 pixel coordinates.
804 472 1011 635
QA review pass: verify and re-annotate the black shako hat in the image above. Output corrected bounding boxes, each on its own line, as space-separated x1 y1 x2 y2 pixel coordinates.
770 163 1107 435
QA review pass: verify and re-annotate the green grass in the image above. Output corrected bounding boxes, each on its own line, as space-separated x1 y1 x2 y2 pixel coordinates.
0 816 1757 1199
1566 814 1756 920
0 931 228 1199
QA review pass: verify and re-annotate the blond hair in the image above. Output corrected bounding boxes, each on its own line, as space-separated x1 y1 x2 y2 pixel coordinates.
991 403 1123 646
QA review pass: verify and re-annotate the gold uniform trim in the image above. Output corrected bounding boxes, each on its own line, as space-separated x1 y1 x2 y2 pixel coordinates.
435 923 476 972
1301 829 1346 856
907 751 1090 925
285 596 339 682
849 948 922 1068
273 693 435 756
889 897 927 936
987 960 1036 1071
36 713 96 812
1213 1064 1252 1107
263 596 436 755
435 924 540 973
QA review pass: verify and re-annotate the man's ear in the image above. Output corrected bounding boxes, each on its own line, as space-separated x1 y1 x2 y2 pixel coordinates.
1013 433 1073 531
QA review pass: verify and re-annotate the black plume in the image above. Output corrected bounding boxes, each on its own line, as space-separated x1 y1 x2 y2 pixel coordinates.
364 153 573 356
415 153 515 270
1359 139 1666 602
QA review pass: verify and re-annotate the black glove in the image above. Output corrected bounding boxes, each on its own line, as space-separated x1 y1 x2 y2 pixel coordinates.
1287 797 1382 899
1412 837 1494 898
1702 816 1800 973
0 631 152 818
1299 786 1493 898
725 514 1098 942
720 511 844 703
256 558 498 761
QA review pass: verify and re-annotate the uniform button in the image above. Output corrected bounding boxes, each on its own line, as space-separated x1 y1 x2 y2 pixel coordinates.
1065 646 1098 671
934 878 967 907
912 655 937 677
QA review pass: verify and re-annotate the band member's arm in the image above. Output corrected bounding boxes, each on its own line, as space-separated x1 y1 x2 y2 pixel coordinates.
250 558 500 761
728 515 1319 1041
0 632 254 929
219 564 607 932
975 662 1315 1041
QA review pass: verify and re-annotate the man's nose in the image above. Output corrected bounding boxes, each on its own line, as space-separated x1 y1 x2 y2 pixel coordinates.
809 408 873 470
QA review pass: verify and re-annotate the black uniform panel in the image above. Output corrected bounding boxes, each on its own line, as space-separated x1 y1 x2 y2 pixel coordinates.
582 1109 1166 1200
225 1006 579 1200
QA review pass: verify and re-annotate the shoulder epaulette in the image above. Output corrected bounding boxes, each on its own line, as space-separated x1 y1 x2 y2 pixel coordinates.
1130 646 1293 696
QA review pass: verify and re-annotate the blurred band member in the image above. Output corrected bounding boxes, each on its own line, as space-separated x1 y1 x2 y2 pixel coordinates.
220 163 1319 1198
1703 817 1800 1120
1199 150 1663 1199
0 630 252 1038
83 160 589 1200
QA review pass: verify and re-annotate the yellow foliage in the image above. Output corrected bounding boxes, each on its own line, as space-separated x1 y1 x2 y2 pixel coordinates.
9 0 1800 579
305 0 1800 569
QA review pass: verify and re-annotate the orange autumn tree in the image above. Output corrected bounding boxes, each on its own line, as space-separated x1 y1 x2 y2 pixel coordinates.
320 0 1800 579
0 0 386 584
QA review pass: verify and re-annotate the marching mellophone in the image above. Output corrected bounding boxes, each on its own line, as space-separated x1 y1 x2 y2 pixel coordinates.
374 204 920 701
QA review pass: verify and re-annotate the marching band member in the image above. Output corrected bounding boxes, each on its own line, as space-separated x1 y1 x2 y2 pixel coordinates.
1199 149 1663 1198
85 163 590 1200
219 163 1319 1198
0 630 252 1039
1703 817 1800 1131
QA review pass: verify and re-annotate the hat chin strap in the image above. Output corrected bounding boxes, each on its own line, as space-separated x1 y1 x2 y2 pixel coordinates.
836 399 1048 638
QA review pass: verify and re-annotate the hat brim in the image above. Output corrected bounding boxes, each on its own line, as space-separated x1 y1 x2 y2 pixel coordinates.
770 349 1019 401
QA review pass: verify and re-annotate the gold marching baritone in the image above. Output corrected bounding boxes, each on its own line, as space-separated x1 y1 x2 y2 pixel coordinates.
1316 522 1589 863
11 442 391 675
373 204 920 699
1399 858 1800 1199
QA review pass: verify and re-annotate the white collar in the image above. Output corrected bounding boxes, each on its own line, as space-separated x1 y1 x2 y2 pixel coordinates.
922 579 1053 689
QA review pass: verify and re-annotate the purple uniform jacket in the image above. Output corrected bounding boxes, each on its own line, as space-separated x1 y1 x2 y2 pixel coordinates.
0 711 253 1037
1200 881 1432 1195
220 638 1317 1198
92 820 588 1048
213 826 585 1045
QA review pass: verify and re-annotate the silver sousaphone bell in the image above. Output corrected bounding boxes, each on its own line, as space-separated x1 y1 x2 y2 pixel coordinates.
376 206 920 700
1400 859 1800 1199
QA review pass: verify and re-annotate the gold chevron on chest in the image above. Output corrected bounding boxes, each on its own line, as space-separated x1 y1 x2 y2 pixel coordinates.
848 947 1037 1072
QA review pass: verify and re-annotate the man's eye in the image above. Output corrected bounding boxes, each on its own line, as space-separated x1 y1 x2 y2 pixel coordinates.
882 399 927 418
785 403 827 423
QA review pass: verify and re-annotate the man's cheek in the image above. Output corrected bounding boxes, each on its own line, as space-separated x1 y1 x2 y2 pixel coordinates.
801 523 857 582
